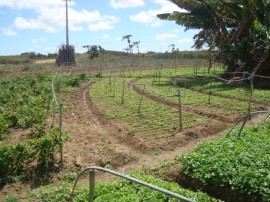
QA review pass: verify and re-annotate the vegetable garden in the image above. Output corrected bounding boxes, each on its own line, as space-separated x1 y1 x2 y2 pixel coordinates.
1 65 270 202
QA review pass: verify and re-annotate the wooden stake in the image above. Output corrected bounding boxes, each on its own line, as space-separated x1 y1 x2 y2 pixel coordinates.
121 79 125 104
59 103 63 165
178 90 183 131
138 84 146 113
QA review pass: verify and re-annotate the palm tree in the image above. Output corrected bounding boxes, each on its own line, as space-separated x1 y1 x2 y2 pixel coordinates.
122 35 132 54
133 41 140 55
133 41 140 66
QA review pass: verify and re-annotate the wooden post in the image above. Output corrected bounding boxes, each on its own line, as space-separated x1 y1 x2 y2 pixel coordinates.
184 80 187 95
158 69 161 86
51 101 56 128
113 80 116 97
169 72 172 91
121 79 125 104
59 103 63 165
178 90 183 131
89 170 95 202
138 84 146 113
238 76 254 136
109 71 112 92
208 82 212 104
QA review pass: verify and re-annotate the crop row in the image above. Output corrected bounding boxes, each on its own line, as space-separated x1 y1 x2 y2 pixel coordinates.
136 77 264 117
176 76 270 102
90 78 212 142
180 122 270 201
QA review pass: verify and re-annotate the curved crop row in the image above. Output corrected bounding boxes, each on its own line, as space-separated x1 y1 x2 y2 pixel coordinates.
137 77 264 116
90 78 212 142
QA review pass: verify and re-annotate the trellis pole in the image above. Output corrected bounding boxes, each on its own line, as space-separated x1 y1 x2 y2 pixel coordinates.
59 103 63 165
178 89 183 131
138 84 146 113
121 79 126 104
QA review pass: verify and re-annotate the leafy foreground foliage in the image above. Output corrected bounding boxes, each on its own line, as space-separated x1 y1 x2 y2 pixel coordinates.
0 75 51 139
181 122 270 201
29 172 221 202
0 128 68 183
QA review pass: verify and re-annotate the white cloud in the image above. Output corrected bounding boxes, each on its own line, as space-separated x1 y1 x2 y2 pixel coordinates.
130 11 153 24
156 33 178 40
31 39 37 43
0 0 73 10
88 22 113 32
109 0 145 9
154 0 186 13
130 0 186 26
1 28 17 36
1 1 119 33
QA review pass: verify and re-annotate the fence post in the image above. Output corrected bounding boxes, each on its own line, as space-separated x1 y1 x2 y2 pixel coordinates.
138 84 146 113
109 71 112 92
121 79 125 104
51 101 56 128
59 103 63 165
113 80 116 97
238 75 254 136
158 69 161 86
178 89 183 131
169 72 172 91
208 81 213 104
89 169 95 202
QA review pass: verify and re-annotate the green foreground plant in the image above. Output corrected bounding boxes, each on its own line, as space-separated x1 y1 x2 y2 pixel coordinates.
180 122 270 201
28 172 221 202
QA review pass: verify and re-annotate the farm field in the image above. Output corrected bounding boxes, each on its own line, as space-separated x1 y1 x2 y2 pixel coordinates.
0 61 270 202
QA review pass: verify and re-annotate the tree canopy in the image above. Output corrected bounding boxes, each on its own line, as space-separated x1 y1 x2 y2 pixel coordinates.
158 0 270 76
83 45 105 60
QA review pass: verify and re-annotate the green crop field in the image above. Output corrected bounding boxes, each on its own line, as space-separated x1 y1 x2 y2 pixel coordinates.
90 77 213 142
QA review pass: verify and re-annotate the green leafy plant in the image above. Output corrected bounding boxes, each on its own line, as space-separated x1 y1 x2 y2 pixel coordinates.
30 124 46 138
29 172 221 202
180 122 270 201
0 128 68 179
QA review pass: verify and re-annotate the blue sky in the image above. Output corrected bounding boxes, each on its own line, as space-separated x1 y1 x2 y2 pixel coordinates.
0 0 198 56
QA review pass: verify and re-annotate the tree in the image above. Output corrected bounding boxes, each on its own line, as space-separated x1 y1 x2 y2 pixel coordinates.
122 35 132 53
158 0 270 76
133 41 141 65
133 41 140 54
83 45 100 60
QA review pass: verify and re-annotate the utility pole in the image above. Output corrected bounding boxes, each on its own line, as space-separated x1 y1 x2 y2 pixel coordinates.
56 0 75 66
64 0 70 46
